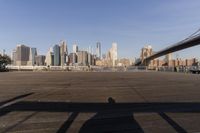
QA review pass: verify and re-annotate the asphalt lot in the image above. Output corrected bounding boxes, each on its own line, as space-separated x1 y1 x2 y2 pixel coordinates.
0 71 200 133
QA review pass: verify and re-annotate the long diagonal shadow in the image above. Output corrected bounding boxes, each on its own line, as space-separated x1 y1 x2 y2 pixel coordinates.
159 113 187 133
0 93 34 117
1 97 200 132
0 93 34 107
1 112 38 133
56 112 79 133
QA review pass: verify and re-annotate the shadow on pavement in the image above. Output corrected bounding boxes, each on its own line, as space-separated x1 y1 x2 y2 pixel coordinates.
0 92 33 106
79 97 144 133
1 96 197 132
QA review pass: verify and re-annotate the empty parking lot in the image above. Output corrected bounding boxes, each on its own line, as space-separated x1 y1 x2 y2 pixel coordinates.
0 71 200 133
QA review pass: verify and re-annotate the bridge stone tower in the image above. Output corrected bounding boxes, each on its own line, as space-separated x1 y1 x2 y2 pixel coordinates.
140 45 153 66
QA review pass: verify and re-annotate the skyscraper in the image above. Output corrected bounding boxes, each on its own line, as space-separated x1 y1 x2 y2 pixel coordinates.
28 48 37 66
106 43 118 66
96 42 101 60
73 44 78 53
109 42 118 66
69 53 77 65
35 55 46 66
88 46 92 65
11 49 17 65
60 40 68 66
77 51 88 66
112 42 118 60
16 45 30 66
53 45 60 66
45 47 54 66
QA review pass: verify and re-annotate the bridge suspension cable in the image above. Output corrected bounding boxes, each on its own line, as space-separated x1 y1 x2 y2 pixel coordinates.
180 28 200 43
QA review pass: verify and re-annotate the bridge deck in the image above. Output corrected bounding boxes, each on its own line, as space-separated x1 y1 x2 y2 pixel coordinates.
0 72 200 133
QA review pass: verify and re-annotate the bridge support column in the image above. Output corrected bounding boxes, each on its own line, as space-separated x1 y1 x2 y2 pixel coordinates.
141 59 151 66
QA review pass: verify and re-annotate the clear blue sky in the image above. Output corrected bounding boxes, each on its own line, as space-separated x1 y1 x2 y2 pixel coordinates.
0 0 200 59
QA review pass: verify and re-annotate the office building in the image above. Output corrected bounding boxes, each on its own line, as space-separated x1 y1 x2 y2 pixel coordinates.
35 55 46 66
53 45 60 66
96 42 101 60
45 47 54 66
60 40 68 66
107 42 118 66
73 44 78 53
91 55 96 65
69 53 77 65
116 58 132 67
87 46 92 65
88 53 92 65
27 48 37 66
77 51 88 66
11 49 17 65
16 45 30 66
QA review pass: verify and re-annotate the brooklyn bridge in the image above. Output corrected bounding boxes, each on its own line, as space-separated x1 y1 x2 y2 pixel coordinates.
136 29 200 66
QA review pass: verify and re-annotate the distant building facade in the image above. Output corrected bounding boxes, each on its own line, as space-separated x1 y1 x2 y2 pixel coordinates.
116 58 132 67
69 53 77 65
60 41 68 66
150 57 198 68
11 49 17 65
73 44 78 53
35 55 46 66
107 42 118 66
96 42 101 60
45 47 54 66
77 51 88 66
16 45 30 66
27 48 37 66
53 45 60 66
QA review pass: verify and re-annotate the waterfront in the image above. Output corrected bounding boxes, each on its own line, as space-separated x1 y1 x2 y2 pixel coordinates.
0 72 200 133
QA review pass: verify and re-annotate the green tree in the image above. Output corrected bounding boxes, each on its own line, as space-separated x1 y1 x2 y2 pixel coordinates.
0 54 11 71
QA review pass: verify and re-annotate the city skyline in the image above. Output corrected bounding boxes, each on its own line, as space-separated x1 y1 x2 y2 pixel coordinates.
1 0 200 59
10 41 120 66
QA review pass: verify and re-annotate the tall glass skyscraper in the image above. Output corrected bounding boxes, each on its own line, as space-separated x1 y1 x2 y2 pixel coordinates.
96 42 101 60
53 45 60 66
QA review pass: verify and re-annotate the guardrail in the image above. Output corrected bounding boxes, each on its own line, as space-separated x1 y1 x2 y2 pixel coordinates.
7 65 199 73
7 65 90 71
6 65 149 72
153 66 200 74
